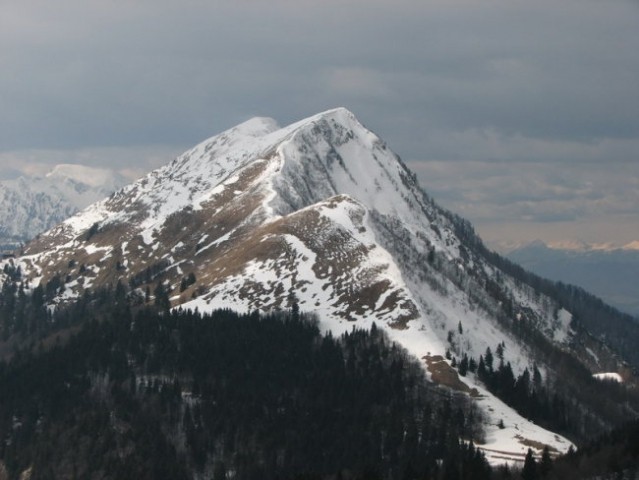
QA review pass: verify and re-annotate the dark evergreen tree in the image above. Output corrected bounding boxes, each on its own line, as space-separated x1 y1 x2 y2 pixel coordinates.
522 449 538 480
469 356 477 373
485 347 494 372
154 281 171 312
477 355 486 379
459 354 469 377
539 446 552 478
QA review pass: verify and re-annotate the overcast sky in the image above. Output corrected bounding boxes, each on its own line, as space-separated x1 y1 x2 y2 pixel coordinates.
1 0 637 248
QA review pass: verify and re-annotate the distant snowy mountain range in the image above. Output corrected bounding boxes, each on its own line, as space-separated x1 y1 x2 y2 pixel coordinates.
495 239 639 254
504 240 639 318
0 164 126 247
3 108 639 465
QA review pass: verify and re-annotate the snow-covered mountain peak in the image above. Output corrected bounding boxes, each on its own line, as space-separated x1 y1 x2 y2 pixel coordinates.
170 108 357 174
0 164 126 245
622 240 639 251
228 116 281 138
268 108 424 227
85 107 407 240
15 109 639 462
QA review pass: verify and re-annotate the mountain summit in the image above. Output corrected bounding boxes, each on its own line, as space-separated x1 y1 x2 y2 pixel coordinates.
8 109 639 463
21 108 435 331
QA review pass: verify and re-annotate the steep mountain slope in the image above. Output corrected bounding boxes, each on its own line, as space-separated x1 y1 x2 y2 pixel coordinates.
4 108 638 463
506 240 639 318
0 164 126 247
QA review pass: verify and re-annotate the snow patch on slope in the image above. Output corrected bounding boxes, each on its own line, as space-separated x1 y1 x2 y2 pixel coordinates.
593 372 622 383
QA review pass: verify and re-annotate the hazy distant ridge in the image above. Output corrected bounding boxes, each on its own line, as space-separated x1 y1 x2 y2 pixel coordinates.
506 240 639 318
0 164 126 247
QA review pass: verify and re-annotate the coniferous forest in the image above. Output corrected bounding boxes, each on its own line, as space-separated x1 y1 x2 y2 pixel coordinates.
0 275 491 480
0 265 638 479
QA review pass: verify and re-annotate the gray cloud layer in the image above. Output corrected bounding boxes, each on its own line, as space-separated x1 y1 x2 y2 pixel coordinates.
1 0 638 244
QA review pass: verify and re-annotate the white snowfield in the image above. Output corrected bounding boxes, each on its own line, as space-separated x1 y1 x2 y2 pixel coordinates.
5 108 578 464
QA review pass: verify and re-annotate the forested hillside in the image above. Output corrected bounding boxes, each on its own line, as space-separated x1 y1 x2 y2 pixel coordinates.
446 214 639 371
532 420 639 480
1 252 639 477
0 280 490 480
